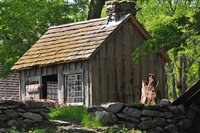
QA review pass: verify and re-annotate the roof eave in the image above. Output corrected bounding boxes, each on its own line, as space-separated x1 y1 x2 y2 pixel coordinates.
11 58 90 71
130 16 151 40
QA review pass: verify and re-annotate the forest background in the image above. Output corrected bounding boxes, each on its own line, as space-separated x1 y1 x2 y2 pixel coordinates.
0 0 199 100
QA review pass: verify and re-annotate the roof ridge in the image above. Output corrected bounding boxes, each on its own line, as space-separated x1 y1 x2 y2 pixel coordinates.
49 17 108 29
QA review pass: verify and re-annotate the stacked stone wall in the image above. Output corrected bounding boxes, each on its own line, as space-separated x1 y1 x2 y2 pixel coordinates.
89 102 200 133
0 100 51 128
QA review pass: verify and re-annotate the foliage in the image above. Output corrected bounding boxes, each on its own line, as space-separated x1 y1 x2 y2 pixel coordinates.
0 0 88 77
49 106 102 127
134 0 200 99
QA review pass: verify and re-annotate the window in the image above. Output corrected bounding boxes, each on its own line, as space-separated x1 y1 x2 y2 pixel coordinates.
65 74 83 105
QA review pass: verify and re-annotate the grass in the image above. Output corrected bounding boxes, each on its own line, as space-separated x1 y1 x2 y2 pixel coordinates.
48 106 102 128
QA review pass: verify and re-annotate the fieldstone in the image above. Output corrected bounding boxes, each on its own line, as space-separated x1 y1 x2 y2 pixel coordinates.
0 106 8 110
22 112 43 122
137 120 156 130
123 107 141 118
7 120 17 127
164 124 178 133
124 123 136 129
177 104 186 114
174 115 186 120
191 104 200 112
116 113 127 119
17 109 26 113
25 101 52 108
59 126 95 133
125 104 145 109
159 99 171 106
156 126 165 132
153 118 166 126
101 102 124 113
0 114 8 121
167 119 177 123
140 117 152 121
23 119 33 125
144 105 160 110
94 111 118 124
4 100 21 105
89 111 95 118
27 108 50 113
39 112 49 120
8 105 20 109
142 110 160 117
158 112 165 117
164 112 173 118
4 110 18 118
0 100 6 104
88 106 105 112
0 120 6 128
187 107 197 120
159 106 169 112
168 106 179 114
126 116 140 124
178 119 192 130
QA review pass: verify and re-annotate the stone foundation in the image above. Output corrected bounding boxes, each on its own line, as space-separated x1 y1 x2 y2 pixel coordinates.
0 100 51 128
88 101 200 133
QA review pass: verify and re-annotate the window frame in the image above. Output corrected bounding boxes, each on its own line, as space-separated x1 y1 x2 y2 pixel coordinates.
64 73 84 106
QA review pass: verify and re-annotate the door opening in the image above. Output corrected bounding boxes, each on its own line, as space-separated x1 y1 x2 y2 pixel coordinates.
42 74 58 100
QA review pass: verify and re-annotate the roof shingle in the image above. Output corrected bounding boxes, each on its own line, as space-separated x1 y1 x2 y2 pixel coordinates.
12 17 122 70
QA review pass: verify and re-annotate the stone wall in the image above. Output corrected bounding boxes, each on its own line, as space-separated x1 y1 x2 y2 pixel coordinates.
0 67 19 100
88 101 200 133
0 100 51 128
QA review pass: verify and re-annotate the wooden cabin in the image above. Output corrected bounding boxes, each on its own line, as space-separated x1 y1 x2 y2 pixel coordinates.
12 1 170 106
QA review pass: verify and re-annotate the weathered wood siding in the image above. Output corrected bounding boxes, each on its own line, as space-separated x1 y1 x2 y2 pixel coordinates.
19 61 91 106
0 67 19 100
90 20 166 105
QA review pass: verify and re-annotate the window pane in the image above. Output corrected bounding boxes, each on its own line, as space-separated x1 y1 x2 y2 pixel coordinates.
66 74 83 104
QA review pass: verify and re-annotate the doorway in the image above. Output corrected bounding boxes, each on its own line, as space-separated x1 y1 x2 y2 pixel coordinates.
42 74 58 100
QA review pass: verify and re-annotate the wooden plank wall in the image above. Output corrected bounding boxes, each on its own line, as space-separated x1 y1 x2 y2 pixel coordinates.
20 61 91 106
0 67 19 101
91 20 166 105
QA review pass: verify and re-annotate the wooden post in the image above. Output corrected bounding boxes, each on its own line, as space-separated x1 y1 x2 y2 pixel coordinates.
19 71 26 101
58 65 64 103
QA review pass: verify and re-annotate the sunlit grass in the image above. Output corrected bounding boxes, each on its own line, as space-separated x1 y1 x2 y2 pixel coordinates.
48 106 102 128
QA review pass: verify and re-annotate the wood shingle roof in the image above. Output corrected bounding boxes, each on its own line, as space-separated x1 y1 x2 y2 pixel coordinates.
12 16 123 70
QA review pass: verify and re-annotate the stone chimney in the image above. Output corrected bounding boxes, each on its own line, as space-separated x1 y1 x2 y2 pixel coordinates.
106 1 137 22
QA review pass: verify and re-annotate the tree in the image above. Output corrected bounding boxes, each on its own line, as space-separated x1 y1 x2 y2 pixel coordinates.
0 0 88 77
87 0 106 20
134 0 200 99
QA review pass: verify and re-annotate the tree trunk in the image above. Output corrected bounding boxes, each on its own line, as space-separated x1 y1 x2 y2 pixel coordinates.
198 61 200 79
182 54 187 92
140 74 160 104
177 56 183 95
87 0 106 20
172 73 177 99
